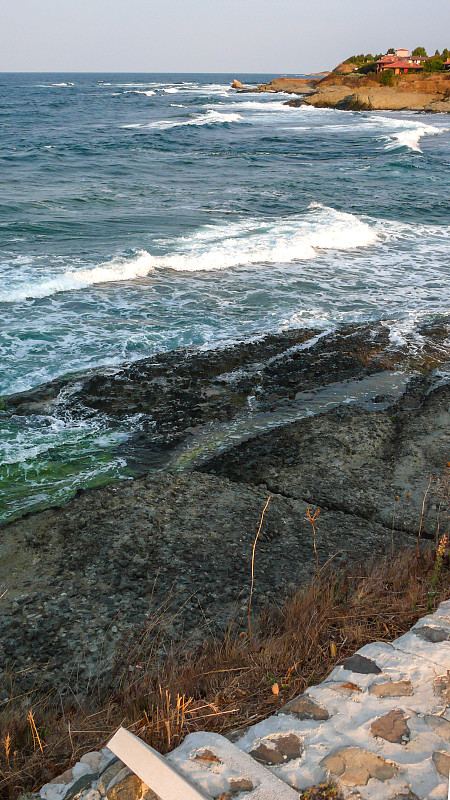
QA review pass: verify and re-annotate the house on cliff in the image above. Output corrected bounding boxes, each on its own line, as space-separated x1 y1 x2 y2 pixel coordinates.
376 49 424 74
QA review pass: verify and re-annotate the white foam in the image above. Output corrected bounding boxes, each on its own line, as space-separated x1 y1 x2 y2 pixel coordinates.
124 90 155 97
388 123 448 152
0 251 156 303
152 204 378 272
0 205 381 301
164 87 179 93
123 110 243 130
209 100 291 113
368 117 449 152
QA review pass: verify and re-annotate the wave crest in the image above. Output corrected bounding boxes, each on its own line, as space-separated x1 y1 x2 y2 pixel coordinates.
1 206 380 302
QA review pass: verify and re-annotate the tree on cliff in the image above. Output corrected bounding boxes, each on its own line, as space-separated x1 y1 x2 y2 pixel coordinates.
423 56 445 72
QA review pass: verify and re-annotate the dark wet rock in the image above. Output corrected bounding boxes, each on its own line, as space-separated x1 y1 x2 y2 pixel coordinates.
414 626 450 643
1 472 415 693
199 377 450 537
0 320 449 694
342 654 382 675
4 320 448 479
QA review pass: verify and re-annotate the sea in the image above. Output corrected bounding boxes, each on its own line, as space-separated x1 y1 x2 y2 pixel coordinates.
1 72 449 523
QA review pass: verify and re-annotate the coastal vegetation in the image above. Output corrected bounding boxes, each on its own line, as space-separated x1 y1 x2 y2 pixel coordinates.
379 70 394 86
340 46 450 76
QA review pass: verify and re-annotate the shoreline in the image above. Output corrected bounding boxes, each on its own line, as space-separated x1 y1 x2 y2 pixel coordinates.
1 319 449 694
237 72 450 113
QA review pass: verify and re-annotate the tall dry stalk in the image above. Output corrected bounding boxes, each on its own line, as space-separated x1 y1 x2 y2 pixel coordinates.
416 475 433 562
306 507 321 584
248 495 272 649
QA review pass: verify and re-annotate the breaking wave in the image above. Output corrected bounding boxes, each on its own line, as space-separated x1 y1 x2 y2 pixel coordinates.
383 121 448 152
124 90 156 97
1 205 379 301
123 109 243 129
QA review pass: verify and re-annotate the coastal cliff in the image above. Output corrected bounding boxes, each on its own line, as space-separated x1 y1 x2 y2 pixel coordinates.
240 72 450 113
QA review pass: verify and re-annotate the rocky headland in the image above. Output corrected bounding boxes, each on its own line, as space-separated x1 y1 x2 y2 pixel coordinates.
237 73 450 113
1 319 449 696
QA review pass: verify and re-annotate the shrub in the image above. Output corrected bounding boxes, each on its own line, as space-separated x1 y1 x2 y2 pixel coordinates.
423 57 445 73
380 69 394 86
357 61 378 75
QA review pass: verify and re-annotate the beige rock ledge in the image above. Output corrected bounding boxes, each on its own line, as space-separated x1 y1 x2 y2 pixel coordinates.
287 85 450 113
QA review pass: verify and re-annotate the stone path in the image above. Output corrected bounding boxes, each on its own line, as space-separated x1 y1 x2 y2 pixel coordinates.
36 600 450 800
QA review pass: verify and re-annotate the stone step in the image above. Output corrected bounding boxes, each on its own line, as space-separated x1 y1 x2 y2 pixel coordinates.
167 730 301 799
108 726 300 799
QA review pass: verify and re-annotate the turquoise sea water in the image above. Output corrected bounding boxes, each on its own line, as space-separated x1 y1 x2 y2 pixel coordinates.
1 73 449 521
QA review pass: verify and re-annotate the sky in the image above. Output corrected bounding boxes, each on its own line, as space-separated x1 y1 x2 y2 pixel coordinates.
1 0 449 73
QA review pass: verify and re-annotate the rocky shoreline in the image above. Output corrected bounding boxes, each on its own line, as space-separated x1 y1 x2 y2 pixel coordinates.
237 73 450 113
1 320 449 694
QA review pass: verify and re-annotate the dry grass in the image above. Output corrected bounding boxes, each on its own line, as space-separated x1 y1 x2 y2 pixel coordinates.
0 541 448 800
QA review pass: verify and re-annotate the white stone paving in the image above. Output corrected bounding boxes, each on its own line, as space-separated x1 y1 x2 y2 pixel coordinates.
35 600 450 800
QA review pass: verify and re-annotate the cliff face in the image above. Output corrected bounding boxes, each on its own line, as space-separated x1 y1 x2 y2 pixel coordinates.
241 71 450 112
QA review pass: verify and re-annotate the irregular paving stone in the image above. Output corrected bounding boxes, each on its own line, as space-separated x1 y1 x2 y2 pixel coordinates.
249 742 285 766
229 778 253 794
434 671 450 704
432 750 450 777
97 762 124 795
193 749 221 764
424 714 450 742
369 680 413 698
281 694 329 720
331 682 362 696
64 776 97 800
414 625 450 643
49 769 74 786
250 733 303 765
321 746 398 785
342 654 382 675
106 775 143 800
371 709 410 744
80 753 102 772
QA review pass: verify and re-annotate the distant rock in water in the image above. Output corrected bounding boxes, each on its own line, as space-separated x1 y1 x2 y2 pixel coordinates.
232 79 244 89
